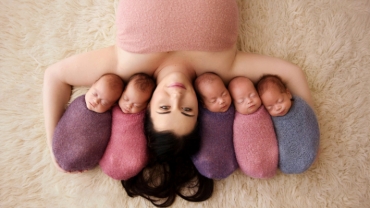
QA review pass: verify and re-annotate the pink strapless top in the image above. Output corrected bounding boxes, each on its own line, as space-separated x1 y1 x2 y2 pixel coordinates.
116 0 239 53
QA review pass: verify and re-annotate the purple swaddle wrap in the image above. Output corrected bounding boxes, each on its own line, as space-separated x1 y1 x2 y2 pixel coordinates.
52 95 111 172
272 96 320 174
233 106 278 178
192 105 238 179
99 106 148 180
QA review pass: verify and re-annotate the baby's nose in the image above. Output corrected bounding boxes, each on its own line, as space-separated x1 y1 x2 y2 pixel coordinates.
93 98 100 104
219 98 225 104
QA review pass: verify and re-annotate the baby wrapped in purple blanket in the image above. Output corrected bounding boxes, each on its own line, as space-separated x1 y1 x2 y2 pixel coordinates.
52 95 112 172
192 73 238 179
192 105 238 179
99 106 148 180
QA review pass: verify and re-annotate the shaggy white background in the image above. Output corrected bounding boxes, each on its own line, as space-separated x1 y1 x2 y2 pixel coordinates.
1 0 369 207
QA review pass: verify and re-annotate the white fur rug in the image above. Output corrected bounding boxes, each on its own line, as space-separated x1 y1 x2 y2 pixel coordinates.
1 0 369 207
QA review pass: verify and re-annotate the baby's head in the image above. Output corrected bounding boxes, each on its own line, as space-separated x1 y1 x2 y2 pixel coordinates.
257 74 292 117
118 73 155 114
228 76 261 114
194 72 231 113
85 73 124 113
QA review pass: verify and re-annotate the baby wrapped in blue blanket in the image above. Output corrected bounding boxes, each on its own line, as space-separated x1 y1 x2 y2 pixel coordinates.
272 96 319 173
257 75 320 174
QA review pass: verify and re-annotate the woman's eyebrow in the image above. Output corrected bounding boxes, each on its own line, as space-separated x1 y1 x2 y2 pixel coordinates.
156 111 194 117
156 111 170 114
181 112 195 117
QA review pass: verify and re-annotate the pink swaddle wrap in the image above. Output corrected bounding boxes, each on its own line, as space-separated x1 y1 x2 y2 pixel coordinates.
233 106 278 179
116 0 239 53
99 106 148 180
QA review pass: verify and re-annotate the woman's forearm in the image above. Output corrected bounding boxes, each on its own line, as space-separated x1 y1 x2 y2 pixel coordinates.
43 63 72 150
231 52 314 108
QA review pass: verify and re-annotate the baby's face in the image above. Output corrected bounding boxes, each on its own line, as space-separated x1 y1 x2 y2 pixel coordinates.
85 80 119 113
260 86 292 117
199 79 231 113
229 80 261 114
118 82 150 113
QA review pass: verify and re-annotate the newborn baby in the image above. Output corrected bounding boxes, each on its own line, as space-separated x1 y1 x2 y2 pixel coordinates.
257 74 293 117
53 74 124 172
257 75 320 174
192 72 238 179
100 73 155 180
228 76 278 179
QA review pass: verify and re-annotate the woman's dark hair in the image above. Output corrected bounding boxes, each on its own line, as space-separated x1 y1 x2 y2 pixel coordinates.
122 111 214 207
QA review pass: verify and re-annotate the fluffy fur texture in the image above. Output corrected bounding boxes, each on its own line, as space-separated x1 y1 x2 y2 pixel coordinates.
272 96 320 174
1 0 370 207
53 95 112 172
233 106 278 178
99 106 148 180
192 105 238 179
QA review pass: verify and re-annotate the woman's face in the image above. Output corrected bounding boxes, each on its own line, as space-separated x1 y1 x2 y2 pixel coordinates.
150 72 198 136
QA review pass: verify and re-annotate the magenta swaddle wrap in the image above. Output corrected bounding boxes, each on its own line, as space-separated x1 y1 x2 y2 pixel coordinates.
116 0 238 53
192 105 238 180
233 106 278 179
99 106 148 180
52 95 112 172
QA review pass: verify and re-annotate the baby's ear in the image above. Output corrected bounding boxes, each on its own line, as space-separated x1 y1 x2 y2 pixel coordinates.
286 89 292 99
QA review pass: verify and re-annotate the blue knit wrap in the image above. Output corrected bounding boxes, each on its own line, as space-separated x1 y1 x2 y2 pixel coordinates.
272 96 320 174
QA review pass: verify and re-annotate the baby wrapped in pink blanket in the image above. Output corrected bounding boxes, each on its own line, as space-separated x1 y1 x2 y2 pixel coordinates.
229 76 278 178
99 106 148 180
233 106 278 178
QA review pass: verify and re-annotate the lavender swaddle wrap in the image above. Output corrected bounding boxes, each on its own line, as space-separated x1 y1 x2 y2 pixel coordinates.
272 96 320 174
192 105 238 179
233 106 278 178
52 95 111 172
99 106 148 180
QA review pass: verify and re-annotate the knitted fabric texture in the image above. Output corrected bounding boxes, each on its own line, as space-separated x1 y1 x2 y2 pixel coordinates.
99 106 148 180
116 0 238 53
272 96 320 174
233 106 278 178
52 95 111 172
192 105 238 179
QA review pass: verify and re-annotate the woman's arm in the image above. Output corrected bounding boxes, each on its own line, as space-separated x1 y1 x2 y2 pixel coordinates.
43 45 118 170
230 52 314 108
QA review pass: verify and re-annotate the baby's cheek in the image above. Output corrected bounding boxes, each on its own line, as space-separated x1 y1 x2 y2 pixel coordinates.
137 106 146 113
235 103 243 112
